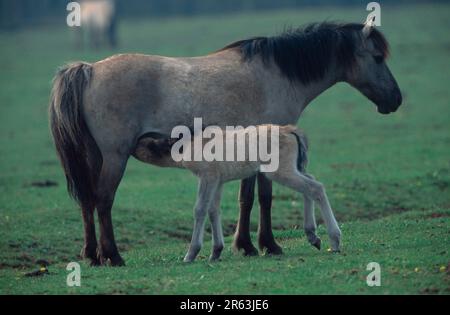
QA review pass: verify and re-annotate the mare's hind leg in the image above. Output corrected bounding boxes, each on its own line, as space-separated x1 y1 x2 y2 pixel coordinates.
257 173 283 255
80 207 100 266
96 153 128 266
233 176 258 256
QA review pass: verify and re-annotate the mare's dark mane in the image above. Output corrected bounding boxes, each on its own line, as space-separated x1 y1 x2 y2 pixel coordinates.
219 22 389 84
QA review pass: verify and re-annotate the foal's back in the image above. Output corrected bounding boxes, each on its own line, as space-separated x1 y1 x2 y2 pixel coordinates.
134 124 308 182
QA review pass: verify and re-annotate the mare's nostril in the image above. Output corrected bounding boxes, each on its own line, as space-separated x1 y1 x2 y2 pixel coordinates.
395 90 403 107
397 93 403 106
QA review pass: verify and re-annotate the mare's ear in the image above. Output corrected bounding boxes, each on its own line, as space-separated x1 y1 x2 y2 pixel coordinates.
362 16 375 38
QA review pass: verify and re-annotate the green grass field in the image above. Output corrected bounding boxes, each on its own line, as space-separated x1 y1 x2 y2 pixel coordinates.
0 4 449 294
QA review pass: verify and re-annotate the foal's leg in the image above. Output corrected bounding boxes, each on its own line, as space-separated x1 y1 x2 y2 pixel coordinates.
95 153 127 266
303 174 321 250
80 207 100 266
233 176 258 256
184 178 219 263
267 172 341 252
208 186 224 261
303 193 321 250
257 173 283 255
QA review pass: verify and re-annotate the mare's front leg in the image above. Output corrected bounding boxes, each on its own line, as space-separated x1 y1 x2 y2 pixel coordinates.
233 176 258 256
184 177 219 263
257 173 283 255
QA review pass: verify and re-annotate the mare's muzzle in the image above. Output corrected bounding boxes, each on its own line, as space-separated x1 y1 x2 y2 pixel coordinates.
377 88 403 115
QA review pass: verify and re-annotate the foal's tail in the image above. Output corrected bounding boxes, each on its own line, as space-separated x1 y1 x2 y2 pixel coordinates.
291 129 309 173
49 62 102 210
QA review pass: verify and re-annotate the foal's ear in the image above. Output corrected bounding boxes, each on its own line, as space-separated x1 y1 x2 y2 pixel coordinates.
362 16 375 38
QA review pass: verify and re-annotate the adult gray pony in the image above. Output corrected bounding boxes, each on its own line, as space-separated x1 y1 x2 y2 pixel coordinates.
49 21 402 266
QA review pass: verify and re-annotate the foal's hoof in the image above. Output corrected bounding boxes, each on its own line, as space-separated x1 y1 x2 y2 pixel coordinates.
183 256 195 263
209 246 223 262
311 238 322 251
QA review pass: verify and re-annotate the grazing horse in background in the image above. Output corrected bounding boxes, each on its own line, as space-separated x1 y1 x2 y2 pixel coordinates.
133 125 324 262
49 21 402 266
76 0 117 49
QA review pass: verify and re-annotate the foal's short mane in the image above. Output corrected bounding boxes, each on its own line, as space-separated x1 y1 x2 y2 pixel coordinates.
219 22 389 84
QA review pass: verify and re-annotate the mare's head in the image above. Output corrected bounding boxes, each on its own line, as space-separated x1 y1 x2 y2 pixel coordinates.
221 21 402 114
343 20 402 114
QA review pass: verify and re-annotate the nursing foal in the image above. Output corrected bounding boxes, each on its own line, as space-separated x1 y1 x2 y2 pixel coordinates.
134 125 340 262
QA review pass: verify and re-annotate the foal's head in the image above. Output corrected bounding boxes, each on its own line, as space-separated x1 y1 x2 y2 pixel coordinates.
344 21 402 114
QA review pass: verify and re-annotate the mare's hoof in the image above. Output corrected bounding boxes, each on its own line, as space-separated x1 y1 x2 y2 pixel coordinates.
242 247 259 256
259 239 283 255
209 256 222 262
263 245 283 256
97 250 125 267
232 239 259 256
327 248 341 254
109 255 126 267
81 245 100 266
89 258 101 267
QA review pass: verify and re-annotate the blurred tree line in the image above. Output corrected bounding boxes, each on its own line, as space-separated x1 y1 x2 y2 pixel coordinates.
0 0 443 29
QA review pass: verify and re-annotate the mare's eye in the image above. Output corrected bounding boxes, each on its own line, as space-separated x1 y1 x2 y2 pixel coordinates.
373 55 384 64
